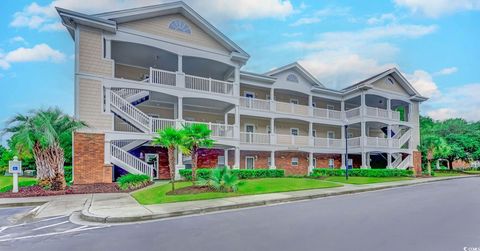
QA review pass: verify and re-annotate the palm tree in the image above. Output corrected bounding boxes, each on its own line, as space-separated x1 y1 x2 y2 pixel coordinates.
421 135 447 176
182 123 214 184
152 127 186 191
2 108 85 190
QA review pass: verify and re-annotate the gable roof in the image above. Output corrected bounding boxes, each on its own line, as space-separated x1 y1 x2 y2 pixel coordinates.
57 1 249 63
264 62 324 88
341 67 428 101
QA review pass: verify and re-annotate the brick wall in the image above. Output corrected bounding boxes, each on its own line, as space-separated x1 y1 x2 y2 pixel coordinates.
134 146 170 179
73 132 112 184
198 149 223 168
276 152 309 176
452 160 470 169
238 151 270 169
413 151 422 175
314 154 342 168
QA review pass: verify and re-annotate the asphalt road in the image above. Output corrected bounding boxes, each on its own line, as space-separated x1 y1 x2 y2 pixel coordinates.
1 177 479 251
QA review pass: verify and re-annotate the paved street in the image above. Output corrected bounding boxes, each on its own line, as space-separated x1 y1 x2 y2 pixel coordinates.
1 177 479 251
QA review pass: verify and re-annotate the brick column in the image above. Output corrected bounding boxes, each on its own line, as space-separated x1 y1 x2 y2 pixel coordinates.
73 131 112 184
413 151 422 176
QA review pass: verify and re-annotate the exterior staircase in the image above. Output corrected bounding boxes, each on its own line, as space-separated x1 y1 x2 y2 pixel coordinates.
110 143 153 179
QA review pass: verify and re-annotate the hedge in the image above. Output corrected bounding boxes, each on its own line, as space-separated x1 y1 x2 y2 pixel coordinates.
64 166 72 184
179 168 284 181
117 174 151 190
311 168 413 177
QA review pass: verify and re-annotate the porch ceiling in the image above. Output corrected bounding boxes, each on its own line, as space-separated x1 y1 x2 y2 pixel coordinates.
112 41 178 71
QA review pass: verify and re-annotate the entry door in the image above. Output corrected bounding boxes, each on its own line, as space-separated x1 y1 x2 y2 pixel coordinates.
145 153 158 178
246 125 255 143
246 156 255 169
245 92 255 108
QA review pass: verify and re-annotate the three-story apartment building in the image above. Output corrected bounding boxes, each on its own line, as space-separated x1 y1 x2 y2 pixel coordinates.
58 2 427 184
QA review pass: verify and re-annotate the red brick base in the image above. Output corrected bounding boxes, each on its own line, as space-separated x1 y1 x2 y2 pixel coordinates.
413 151 422 175
73 132 112 184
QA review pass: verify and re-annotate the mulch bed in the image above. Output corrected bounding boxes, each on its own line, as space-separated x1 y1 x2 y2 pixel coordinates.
0 183 124 198
167 185 216 195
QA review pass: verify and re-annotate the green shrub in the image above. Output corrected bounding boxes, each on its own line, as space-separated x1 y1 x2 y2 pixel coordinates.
180 168 285 180
0 180 38 193
200 167 240 192
117 174 151 191
64 166 72 184
311 168 414 178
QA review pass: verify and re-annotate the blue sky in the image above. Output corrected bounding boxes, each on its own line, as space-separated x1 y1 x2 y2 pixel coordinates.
1 0 479 144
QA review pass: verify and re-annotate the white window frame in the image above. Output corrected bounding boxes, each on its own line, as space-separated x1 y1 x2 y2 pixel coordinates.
244 91 255 98
328 159 335 168
268 157 272 167
348 158 353 168
327 104 335 110
245 124 255 133
245 156 255 169
290 99 299 104
217 156 225 167
327 131 335 139
291 128 299 136
347 133 354 138
291 157 299 166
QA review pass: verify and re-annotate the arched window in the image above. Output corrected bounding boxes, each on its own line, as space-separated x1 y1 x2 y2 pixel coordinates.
286 74 299 83
385 77 394 85
168 20 192 34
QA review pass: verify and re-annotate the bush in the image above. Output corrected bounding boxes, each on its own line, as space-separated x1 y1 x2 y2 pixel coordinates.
200 167 240 192
179 168 285 180
64 166 72 184
311 168 414 178
117 174 151 191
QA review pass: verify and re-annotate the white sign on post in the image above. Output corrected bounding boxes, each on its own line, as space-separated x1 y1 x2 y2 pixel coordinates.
9 156 22 193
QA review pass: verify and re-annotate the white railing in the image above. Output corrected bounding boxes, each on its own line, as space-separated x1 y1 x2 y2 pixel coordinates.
314 138 343 148
391 138 400 148
276 134 310 146
111 144 153 177
113 88 143 99
366 137 389 147
345 107 361 119
240 132 271 144
110 92 150 130
185 74 233 95
150 68 176 86
392 110 401 121
275 101 310 116
392 154 402 168
313 108 342 120
239 97 270 111
151 118 176 133
366 106 390 119
183 121 234 138
399 129 412 147
347 137 361 147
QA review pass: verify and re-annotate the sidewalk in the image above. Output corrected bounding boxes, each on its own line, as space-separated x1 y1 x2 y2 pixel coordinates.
80 175 477 224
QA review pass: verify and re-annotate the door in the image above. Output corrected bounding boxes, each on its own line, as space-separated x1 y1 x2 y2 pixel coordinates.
246 156 255 169
245 124 255 143
145 153 158 178
244 92 255 108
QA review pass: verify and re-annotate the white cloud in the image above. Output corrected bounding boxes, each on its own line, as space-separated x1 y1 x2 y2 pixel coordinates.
403 70 440 97
9 36 27 45
367 13 397 25
0 44 66 69
11 0 295 31
434 67 458 76
284 24 437 89
282 32 303 37
290 6 350 26
424 83 480 121
394 0 480 18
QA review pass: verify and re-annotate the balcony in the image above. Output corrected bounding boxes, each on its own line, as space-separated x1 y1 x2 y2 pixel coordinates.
314 138 343 149
149 68 234 96
240 132 271 144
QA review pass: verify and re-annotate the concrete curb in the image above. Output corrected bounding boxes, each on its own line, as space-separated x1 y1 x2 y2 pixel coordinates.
0 201 46 208
80 175 478 224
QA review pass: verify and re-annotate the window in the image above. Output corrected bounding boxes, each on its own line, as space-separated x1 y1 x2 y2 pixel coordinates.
217 156 225 167
347 133 354 138
291 128 299 136
266 94 271 100
286 74 299 83
385 77 395 85
168 20 192 34
290 99 299 104
327 104 335 110
328 159 335 168
291 157 299 166
244 91 255 98
327 131 335 139
312 130 317 137
266 125 272 134
268 157 272 167
245 124 255 133
313 158 317 168
246 156 255 169
348 159 353 169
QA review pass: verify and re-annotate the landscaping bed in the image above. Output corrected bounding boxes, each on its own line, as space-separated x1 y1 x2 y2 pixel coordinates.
132 178 342 205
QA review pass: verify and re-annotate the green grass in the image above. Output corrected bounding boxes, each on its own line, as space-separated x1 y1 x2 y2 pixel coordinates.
0 175 38 192
433 172 466 177
324 176 413 185
463 170 480 175
132 178 342 205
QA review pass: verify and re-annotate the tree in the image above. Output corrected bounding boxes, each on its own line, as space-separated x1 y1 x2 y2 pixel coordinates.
420 135 446 176
152 127 186 191
2 108 85 190
182 123 214 184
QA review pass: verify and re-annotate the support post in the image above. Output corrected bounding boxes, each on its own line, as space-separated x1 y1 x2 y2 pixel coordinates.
177 97 183 120
308 152 314 174
234 147 240 169
234 105 240 139
387 152 392 168
270 151 276 169
224 149 229 168
344 125 349 179
361 152 368 169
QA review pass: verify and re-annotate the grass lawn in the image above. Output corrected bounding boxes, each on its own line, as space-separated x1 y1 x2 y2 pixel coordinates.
133 178 342 205
324 176 413 185
463 170 480 175
434 172 466 177
0 175 37 192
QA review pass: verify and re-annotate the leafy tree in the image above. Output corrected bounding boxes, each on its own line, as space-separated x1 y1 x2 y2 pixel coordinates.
2 108 85 190
419 135 446 176
152 127 186 191
182 123 214 184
